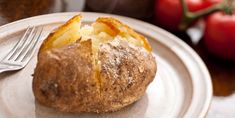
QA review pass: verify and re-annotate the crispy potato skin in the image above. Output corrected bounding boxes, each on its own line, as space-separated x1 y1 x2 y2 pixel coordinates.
33 39 157 112
33 40 102 112
98 39 156 112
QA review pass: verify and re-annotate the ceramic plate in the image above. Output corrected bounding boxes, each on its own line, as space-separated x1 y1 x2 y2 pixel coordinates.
0 12 212 118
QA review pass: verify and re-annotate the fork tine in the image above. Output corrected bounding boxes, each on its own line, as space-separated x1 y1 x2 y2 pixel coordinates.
21 27 43 62
9 26 36 61
15 27 39 61
3 26 31 60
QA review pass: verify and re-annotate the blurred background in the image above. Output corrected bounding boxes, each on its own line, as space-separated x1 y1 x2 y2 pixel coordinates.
0 0 235 117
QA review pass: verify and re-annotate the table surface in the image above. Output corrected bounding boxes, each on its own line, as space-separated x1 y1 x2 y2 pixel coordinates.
0 0 234 117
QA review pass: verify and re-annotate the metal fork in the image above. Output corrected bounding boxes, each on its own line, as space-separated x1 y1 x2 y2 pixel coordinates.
0 26 43 73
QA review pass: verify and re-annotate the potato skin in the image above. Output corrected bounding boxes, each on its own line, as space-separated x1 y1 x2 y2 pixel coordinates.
33 38 157 112
98 39 156 112
33 40 101 112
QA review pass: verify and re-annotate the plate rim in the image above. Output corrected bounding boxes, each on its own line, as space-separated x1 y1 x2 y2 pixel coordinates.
0 12 212 118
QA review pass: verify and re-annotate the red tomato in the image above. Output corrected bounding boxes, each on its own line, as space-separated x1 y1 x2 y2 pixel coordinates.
204 11 235 60
154 0 221 31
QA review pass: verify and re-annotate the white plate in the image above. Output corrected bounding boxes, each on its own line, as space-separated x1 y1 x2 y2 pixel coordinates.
0 12 212 118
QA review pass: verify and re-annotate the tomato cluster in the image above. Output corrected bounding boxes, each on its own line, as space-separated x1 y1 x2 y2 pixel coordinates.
154 0 235 60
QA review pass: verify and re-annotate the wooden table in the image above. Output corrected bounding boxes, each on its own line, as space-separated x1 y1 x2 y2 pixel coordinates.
0 0 234 117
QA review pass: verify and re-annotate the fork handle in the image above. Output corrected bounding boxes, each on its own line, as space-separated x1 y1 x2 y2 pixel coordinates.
0 65 14 73
0 67 7 73
0 65 9 73
0 65 22 73
0 69 6 73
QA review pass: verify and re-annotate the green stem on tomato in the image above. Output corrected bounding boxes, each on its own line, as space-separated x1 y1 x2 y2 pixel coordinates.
180 0 189 19
223 0 233 15
178 0 225 30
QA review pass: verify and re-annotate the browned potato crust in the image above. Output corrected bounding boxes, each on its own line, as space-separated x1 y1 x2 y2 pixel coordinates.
98 39 156 112
33 15 157 113
33 40 101 112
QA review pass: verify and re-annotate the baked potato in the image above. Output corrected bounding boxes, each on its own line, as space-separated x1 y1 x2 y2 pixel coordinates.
33 15 157 113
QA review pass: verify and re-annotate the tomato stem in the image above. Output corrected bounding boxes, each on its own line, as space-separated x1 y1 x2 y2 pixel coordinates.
180 0 189 19
223 0 233 15
179 0 225 30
